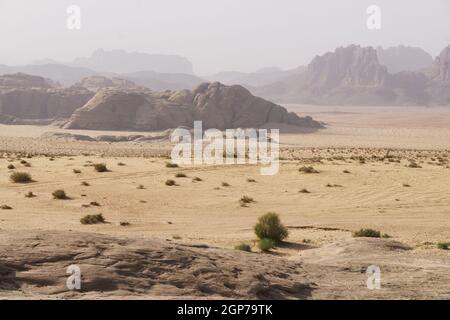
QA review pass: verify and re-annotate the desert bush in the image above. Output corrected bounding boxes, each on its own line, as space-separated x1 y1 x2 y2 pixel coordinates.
403 183 411 187
52 189 68 200
80 214 105 225
90 201 101 207
437 242 450 250
165 179 177 186
299 166 319 174
222 182 230 187
408 161 422 168
254 212 288 243
192 177 202 182
343 170 351 174
7 164 15 170
73 169 82 174
25 191 36 198
10 172 32 183
94 163 108 172
352 228 381 238
239 196 254 206
166 162 179 168
120 221 131 227
299 188 310 193
0 205 12 210
136 184 145 189
234 243 252 252
117 162 126 166
247 178 256 183
257 238 276 252
81 181 90 186
175 173 187 178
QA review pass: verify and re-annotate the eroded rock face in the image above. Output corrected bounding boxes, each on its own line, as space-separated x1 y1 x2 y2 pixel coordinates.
376 46 433 74
65 82 322 131
254 45 450 106
75 76 137 92
0 73 94 121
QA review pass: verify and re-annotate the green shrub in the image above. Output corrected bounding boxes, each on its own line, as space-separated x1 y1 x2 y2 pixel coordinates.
254 212 288 243
80 214 105 225
437 242 450 250
10 172 32 183
94 163 108 172
234 243 252 252
258 238 276 252
352 228 381 238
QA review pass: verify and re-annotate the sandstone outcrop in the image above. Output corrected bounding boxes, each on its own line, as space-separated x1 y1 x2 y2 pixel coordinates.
65 82 322 131
0 73 94 121
254 45 450 105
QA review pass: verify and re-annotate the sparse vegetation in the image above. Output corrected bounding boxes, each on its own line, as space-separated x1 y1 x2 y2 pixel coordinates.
437 242 450 250
165 179 177 186
117 162 126 166
352 228 381 238
166 162 179 168
299 188 310 193
257 238 276 252
192 176 202 182
0 205 12 210
52 189 68 200
81 181 90 186
94 163 108 172
299 166 319 174
120 221 131 227
25 191 36 198
222 182 230 187
80 214 105 225
234 243 252 252
239 196 254 206
247 178 256 183
7 164 15 170
73 169 82 174
10 172 32 183
175 173 187 178
254 212 288 243
137 184 145 189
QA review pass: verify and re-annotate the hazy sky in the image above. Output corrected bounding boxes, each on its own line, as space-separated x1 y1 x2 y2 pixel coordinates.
0 0 449 75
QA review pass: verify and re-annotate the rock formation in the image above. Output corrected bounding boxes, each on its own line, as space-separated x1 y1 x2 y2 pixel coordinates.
254 44 450 106
0 73 94 122
65 82 322 131
75 75 138 92
376 46 433 74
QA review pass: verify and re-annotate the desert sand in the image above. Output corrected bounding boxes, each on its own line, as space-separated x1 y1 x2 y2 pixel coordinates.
1 105 450 299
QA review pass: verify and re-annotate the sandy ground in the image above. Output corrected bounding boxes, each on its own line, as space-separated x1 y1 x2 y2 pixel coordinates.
1 105 450 299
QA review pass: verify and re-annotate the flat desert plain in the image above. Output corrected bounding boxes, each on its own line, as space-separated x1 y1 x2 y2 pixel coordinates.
1 106 450 299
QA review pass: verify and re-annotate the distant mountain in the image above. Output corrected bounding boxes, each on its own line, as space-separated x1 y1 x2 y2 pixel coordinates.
0 64 96 86
254 45 434 105
206 66 306 88
120 71 205 91
377 46 433 73
72 49 194 74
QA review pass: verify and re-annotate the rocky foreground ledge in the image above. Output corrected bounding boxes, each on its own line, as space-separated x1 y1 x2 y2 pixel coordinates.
1 230 450 299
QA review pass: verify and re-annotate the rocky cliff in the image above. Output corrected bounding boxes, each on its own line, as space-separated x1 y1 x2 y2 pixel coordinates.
0 73 94 122
65 82 322 131
254 45 449 106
